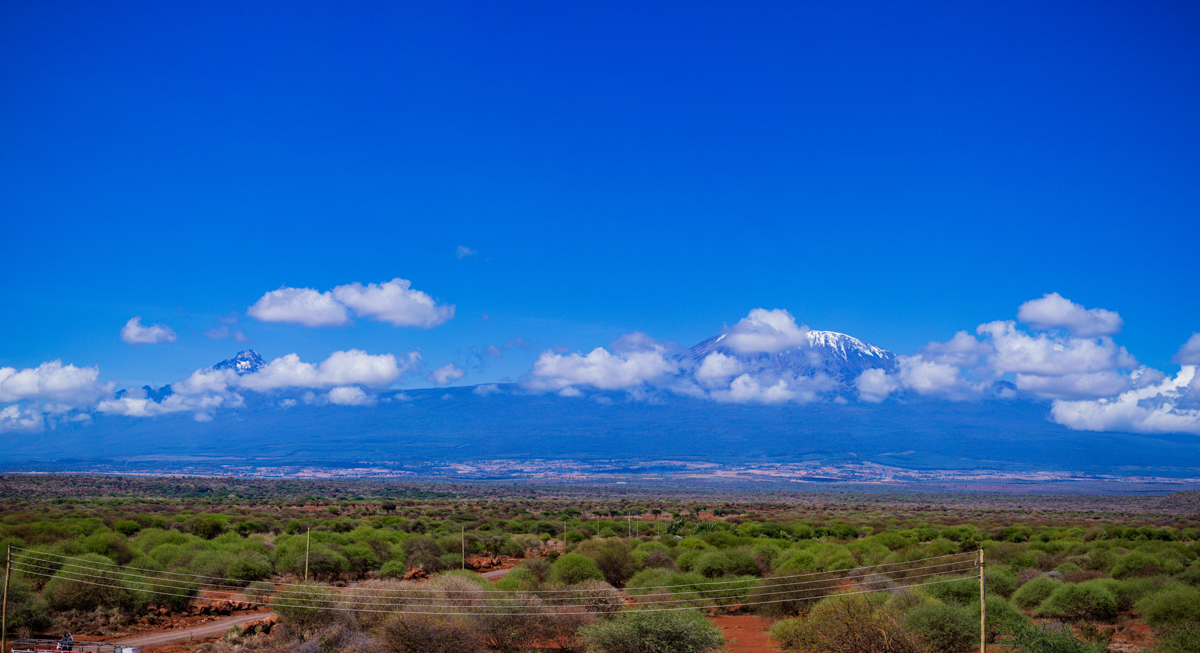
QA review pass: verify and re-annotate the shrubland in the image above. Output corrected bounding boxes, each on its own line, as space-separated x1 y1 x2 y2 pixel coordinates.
1 475 1198 651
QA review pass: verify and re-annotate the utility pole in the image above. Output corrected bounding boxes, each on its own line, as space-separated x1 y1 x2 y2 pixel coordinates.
978 547 987 653
461 524 465 571
3 544 11 653
304 528 311 582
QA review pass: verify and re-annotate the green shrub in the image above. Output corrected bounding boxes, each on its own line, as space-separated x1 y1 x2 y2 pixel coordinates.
1 577 52 633
1174 564 1200 587
769 595 925 653
1136 586 1200 628
43 552 138 611
1003 622 1106 653
693 549 759 579
379 559 408 578
1034 581 1117 621
226 551 272 585
1110 550 1183 579
271 581 338 631
1013 576 1061 609
114 520 141 537
579 609 724 653
1154 622 1200 653
551 553 605 585
905 602 976 652
987 566 1020 597
923 576 979 605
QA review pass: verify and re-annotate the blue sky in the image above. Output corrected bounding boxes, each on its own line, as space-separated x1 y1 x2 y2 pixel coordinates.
2 0 1198 399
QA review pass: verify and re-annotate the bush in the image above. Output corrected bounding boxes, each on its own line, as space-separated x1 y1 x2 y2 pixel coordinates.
1154 622 1200 653
1034 581 1117 621
114 520 141 537
749 571 842 617
905 602 976 652
1110 550 1182 579
271 581 339 631
1012 576 1061 609
1003 622 1106 653
987 566 1020 597
693 549 759 579
1 577 52 633
43 552 138 612
922 576 979 605
1136 586 1200 628
769 595 926 653
226 551 272 585
579 609 724 653
379 614 483 653
552 553 605 585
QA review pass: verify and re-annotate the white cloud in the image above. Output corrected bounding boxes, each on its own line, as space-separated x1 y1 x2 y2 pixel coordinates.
456 245 477 259
525 336 678 392
1175 333 1200 365
236 350 410 391
1014 371 1132 401
97 390 238 419
204 326 248 342
331 278 454 328
247 287 349 327
1017 292 1123 337
724 308 810 354
327 386 374 406
106 349 417 422
715 374 797 404
977 321 1137 376
855 369 900 403
896 356 980 400
920 331 992 367
1051 366 1200 435
428 363 466 386
120 317 177 345
695 352 745 385
473 384 502 396
0 361 111 405
0 404 45 433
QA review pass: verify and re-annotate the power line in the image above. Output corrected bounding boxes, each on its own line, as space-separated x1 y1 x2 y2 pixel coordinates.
12 547 974 594
12 558 977 609
11 550 976 600
11 563 982 616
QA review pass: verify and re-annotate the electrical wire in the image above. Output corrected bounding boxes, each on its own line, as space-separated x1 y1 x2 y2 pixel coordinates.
11 550 976 600
12 546 976 595
11 563 983 617
11 558 978 609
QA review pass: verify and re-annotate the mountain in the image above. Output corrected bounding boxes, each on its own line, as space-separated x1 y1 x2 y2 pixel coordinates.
213 350 266 375
11 383 1200 477
687 330 899 386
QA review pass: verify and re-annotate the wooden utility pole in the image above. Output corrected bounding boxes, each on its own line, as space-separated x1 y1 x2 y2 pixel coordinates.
978 547 987 653
461 524 465 571
304 528 311 582
3 544 11 653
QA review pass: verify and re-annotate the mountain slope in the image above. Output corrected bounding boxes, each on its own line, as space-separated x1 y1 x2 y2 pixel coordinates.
688 330 899 385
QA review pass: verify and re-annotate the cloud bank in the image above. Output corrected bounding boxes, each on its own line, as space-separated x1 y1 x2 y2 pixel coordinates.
248 278 453 329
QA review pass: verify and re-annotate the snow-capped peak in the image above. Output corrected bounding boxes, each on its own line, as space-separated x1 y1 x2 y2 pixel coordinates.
213 350 266 375
806 330 890 360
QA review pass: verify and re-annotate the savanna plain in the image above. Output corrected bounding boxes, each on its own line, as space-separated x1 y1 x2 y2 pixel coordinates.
2 475 1199 653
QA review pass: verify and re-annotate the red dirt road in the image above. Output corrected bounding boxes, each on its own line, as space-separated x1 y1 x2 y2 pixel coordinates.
711 615 782 653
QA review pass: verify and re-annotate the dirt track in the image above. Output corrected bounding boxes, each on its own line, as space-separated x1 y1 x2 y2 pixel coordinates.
116 613 275 647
